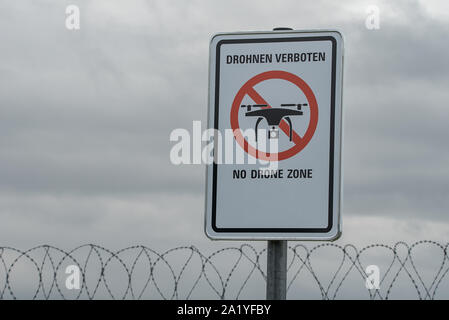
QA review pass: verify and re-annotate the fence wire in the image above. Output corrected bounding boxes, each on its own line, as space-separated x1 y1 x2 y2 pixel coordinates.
1 241 449 299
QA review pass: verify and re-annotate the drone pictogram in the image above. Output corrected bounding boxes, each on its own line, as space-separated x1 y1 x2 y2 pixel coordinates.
241 103 308 141
230 70 318 161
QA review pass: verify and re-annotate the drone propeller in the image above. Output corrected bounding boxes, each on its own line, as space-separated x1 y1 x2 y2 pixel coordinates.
240 104 267 111
281 103 308 110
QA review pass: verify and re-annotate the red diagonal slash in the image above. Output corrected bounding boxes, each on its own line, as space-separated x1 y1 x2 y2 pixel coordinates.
246 87 303 144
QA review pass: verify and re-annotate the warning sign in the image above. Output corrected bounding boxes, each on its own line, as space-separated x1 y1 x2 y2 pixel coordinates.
205 30 344 240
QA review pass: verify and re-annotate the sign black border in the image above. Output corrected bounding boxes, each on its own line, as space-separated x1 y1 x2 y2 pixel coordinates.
212 36 337 233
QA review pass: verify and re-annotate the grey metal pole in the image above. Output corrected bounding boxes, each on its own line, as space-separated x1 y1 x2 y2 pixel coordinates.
266 240 287 300
265 26 292 301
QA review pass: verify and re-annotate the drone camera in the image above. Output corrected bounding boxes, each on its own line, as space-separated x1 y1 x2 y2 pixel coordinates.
269 126 279 139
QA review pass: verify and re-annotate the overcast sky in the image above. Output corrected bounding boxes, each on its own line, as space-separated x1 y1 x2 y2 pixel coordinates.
0 0 448 258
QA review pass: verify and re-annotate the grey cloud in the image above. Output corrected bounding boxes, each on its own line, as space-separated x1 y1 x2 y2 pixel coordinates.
0 0 448 252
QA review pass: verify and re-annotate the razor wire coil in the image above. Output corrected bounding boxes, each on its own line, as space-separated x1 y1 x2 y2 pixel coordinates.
1 241 449 300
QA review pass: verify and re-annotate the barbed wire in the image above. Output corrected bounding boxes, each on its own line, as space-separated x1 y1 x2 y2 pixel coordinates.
1 241 449 299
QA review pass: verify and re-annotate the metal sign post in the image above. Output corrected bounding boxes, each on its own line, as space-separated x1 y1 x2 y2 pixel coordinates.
266 240 287 300
265 28 290 302
205 27 344 299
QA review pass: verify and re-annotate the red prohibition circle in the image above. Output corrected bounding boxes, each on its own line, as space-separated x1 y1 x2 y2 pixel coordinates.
230 70 319 161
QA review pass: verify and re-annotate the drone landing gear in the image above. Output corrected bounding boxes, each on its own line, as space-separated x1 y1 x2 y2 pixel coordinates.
254 117 293 142
284 117 293 141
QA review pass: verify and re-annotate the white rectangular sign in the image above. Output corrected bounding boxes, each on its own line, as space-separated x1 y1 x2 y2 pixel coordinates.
205 30 344 240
